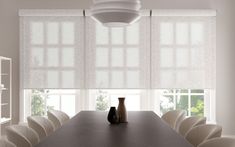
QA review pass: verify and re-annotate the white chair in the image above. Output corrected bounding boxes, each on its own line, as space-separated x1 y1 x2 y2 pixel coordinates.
27 116 55 140
5 125 40 147
47 110 70 130
198 137 235 147
161 110 186 130
178 116 207 136
0 138 16 147
185 124 222 147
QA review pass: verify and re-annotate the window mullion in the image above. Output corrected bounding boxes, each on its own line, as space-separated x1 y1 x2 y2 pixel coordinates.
188 89 191 117
108 28 112 88
44 21 48 88
58 21 62 88
173 89 176 110
124 27 127 88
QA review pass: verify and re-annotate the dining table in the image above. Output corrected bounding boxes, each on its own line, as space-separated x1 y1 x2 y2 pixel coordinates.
35 111 193 147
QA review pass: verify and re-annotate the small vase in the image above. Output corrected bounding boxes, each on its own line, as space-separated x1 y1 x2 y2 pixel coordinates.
107 107 119 124
117 97 128 123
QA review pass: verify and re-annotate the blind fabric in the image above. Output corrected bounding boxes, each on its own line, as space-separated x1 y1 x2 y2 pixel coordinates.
85 16 151 89
151 14 216 89
20 11 85 89
20 9 216 89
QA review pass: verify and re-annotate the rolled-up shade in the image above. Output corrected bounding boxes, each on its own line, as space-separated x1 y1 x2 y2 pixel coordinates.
152 9 216 16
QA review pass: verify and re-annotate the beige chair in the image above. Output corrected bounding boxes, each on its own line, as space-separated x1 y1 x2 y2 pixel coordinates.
47 110 70 129
185 124 222 147
5 125 40 147
27 116 55 140
198 137 235 147
161 110 186 130
178 116 207 136
0 138 16 147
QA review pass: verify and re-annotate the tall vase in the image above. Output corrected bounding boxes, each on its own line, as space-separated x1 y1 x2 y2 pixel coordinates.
117 97 127 123
107 107 119 124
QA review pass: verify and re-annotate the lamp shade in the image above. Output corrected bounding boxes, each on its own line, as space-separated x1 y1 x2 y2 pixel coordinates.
91 0 141 27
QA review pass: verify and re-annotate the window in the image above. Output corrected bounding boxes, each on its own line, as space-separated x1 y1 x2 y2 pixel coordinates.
160 89 206 116
26 89 76 117
20 9 216 123
95 90 141 111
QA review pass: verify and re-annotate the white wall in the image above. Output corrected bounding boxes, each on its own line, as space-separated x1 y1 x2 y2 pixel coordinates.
212 0 235 136
0 0 234 135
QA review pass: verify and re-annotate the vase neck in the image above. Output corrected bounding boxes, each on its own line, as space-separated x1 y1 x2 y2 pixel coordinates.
118 98 125 103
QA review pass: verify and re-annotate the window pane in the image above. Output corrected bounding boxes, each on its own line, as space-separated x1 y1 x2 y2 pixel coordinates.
30 70 44 88
176 23 188 45
190 70 205 86
191 22 204 45
47 71 59 88
126 48 139 67
176 48 189 67
47 95 60 110
96 23 108 44
176 70 189 85
160 95 174 115
96 48 109 67
62 22 75 44
191 48 205 67
191 89 204 93
111 48 123 67
176 95 189 115
96 90 109 111
110 93 140 111
191 95 204 116
111 71 124 88
160 71 174 87
176 89 188 93
47 48 59 67
31 48 44 66
111 27 124 44
160 22 173 45
162 89 174 94
96 71 109 87
62 71 74 88
160 48 174 67
48 89 75 94
126 23 139 44
47 22 59 44
61 95 76 116
127 71 139 88
125 95 140 111
31 22 44 44
62 48 75 67
31 90 46 116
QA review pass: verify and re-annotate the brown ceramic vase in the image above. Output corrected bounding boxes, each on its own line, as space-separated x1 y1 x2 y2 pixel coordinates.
117 97 127 123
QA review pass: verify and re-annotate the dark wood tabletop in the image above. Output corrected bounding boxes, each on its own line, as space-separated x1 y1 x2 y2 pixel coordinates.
35 111 193 147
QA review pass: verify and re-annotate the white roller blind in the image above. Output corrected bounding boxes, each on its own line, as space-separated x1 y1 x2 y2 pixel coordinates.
85 10 151 89
20 10 85 89
20 9 216 89
151 9 216 89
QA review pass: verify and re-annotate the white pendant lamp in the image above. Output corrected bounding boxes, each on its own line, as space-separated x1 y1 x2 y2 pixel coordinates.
91 0 141 27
